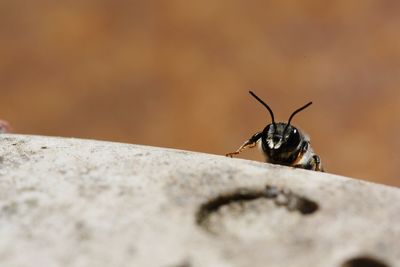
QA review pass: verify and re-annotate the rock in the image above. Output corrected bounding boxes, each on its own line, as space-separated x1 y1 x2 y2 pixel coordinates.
0 134 398 267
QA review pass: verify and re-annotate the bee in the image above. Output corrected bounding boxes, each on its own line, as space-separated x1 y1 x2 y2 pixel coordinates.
0 119 11 134
226 91 323 172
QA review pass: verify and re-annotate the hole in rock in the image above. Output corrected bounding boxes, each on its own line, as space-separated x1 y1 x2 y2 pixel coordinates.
196 185 318 232
342 257 389 267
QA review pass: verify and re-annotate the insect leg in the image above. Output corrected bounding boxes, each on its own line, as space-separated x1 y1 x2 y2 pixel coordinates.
313 155 324 172
226 132 263 157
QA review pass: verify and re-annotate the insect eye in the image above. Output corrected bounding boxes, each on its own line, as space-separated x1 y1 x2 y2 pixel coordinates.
286 130 300 147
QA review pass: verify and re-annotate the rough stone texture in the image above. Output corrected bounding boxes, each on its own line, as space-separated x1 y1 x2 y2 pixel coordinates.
0 134 399 267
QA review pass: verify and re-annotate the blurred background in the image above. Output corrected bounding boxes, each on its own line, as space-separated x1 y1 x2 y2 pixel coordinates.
1 1 399 186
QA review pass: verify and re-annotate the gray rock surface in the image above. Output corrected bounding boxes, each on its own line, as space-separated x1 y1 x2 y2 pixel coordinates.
0 134 399 267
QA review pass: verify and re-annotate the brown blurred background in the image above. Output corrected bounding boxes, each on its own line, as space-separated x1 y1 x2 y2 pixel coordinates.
1 1 399 186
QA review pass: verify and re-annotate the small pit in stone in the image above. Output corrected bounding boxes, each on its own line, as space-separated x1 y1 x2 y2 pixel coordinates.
196 185 319 236
166 261 191 267
342 257 389 267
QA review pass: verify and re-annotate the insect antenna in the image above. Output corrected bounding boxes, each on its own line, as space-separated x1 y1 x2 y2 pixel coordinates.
283 101 313 134
249 91 276 128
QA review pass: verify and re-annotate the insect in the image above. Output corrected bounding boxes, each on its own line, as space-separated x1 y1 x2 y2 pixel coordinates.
0 120 12 134
226 91 323 171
